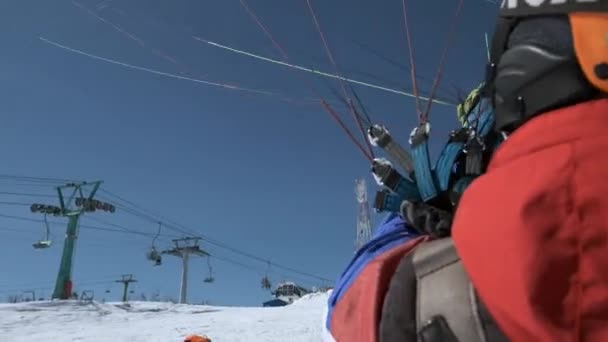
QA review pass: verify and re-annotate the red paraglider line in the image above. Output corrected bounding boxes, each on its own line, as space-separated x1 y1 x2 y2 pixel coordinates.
401 0 423 122
322 101 374 162
239 0 374 162
303 0 376 159
239 0 289 60
69 0 329 108
72 1 193 76
421 0 465 121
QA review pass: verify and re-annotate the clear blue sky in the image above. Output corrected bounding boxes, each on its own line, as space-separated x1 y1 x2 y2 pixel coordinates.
0 0 498 306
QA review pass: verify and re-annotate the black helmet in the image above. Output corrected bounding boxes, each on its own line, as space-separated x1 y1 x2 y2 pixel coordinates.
486 0 608 133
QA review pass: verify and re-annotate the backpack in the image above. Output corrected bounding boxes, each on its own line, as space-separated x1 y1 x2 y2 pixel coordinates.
379 238 508 342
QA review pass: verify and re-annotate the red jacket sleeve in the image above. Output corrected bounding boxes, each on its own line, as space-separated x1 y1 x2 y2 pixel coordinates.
453 99 608 342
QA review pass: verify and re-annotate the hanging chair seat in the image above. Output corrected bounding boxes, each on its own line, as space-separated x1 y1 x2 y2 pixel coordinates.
33 240 52 249
261 277 272 289
32 214 52 250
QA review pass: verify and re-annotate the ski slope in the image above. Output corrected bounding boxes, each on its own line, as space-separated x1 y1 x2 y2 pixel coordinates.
0 291 331 342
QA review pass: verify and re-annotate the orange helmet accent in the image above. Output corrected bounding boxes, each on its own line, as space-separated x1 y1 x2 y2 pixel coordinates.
184 335 211 342
570 12 608 93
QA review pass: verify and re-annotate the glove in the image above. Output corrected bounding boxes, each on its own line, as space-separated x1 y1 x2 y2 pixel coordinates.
400 200 453 238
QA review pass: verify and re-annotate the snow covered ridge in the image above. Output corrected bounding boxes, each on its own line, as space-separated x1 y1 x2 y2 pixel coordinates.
0 292 331 342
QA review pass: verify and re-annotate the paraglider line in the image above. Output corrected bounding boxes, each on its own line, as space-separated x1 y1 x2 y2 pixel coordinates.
321 100 373 162
401 0 423 120
192 37 454 107
39 36 317 101
72 1 189 76
421 0 465 120
238 0 376 162
303 0 375 159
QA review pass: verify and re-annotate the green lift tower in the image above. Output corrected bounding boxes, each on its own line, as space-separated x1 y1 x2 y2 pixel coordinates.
30 181 116 300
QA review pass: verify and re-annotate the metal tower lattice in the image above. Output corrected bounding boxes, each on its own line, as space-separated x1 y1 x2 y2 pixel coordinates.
355 178 373 250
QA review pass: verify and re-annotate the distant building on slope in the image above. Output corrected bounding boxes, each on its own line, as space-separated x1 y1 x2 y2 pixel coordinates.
262 282 310 307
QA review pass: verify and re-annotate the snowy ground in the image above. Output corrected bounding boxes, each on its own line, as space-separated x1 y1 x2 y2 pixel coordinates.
0 292 330 342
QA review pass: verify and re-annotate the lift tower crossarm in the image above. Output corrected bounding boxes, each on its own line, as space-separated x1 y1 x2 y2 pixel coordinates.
163 237 209 304
115 274 137 302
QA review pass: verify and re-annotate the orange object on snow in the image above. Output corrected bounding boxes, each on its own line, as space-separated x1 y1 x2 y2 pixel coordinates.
184 335 211 342
453 98 608 341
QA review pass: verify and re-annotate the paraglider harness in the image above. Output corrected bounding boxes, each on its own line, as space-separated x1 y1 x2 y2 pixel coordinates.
370 82 501 238
374 3 608 340
367 85 508 342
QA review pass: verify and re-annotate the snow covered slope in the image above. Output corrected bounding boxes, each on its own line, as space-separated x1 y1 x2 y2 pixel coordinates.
0 292 330 342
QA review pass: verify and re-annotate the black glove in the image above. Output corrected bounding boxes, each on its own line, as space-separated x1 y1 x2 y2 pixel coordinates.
400 200 453 238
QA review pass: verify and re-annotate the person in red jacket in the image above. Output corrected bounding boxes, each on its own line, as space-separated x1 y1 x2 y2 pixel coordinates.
453 2 608 341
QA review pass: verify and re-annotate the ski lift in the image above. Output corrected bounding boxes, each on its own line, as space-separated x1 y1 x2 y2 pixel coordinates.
261 261 272 290
32 214 52 249
146 248 162 266
203 257 215 284
261 276 272 290
145 222 163 266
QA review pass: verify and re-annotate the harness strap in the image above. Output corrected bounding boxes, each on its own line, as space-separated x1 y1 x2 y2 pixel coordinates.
449 177 474 207
435 96 496 190
412 239 508 342
379 238 508 342
373 190 405 213
434 129 467 192
410 123 438 201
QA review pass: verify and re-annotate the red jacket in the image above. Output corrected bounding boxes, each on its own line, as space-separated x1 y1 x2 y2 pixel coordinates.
453 98 608 341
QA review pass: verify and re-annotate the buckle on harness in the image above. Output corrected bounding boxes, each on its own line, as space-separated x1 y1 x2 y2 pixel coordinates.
449 128 469 143
418 315 460 342
368 124 415 174
368 125 392 148
372 159 420 201
409 122 431 146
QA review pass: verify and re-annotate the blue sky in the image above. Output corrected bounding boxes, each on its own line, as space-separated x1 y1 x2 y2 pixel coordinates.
0 0 498 306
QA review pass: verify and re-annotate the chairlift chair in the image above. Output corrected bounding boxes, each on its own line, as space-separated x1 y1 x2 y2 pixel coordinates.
145 222 163 266
32 214 52 249
203 257 215 283
32 240 52 249
261 261 272 290
146 248 162 266
261 276 272 290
